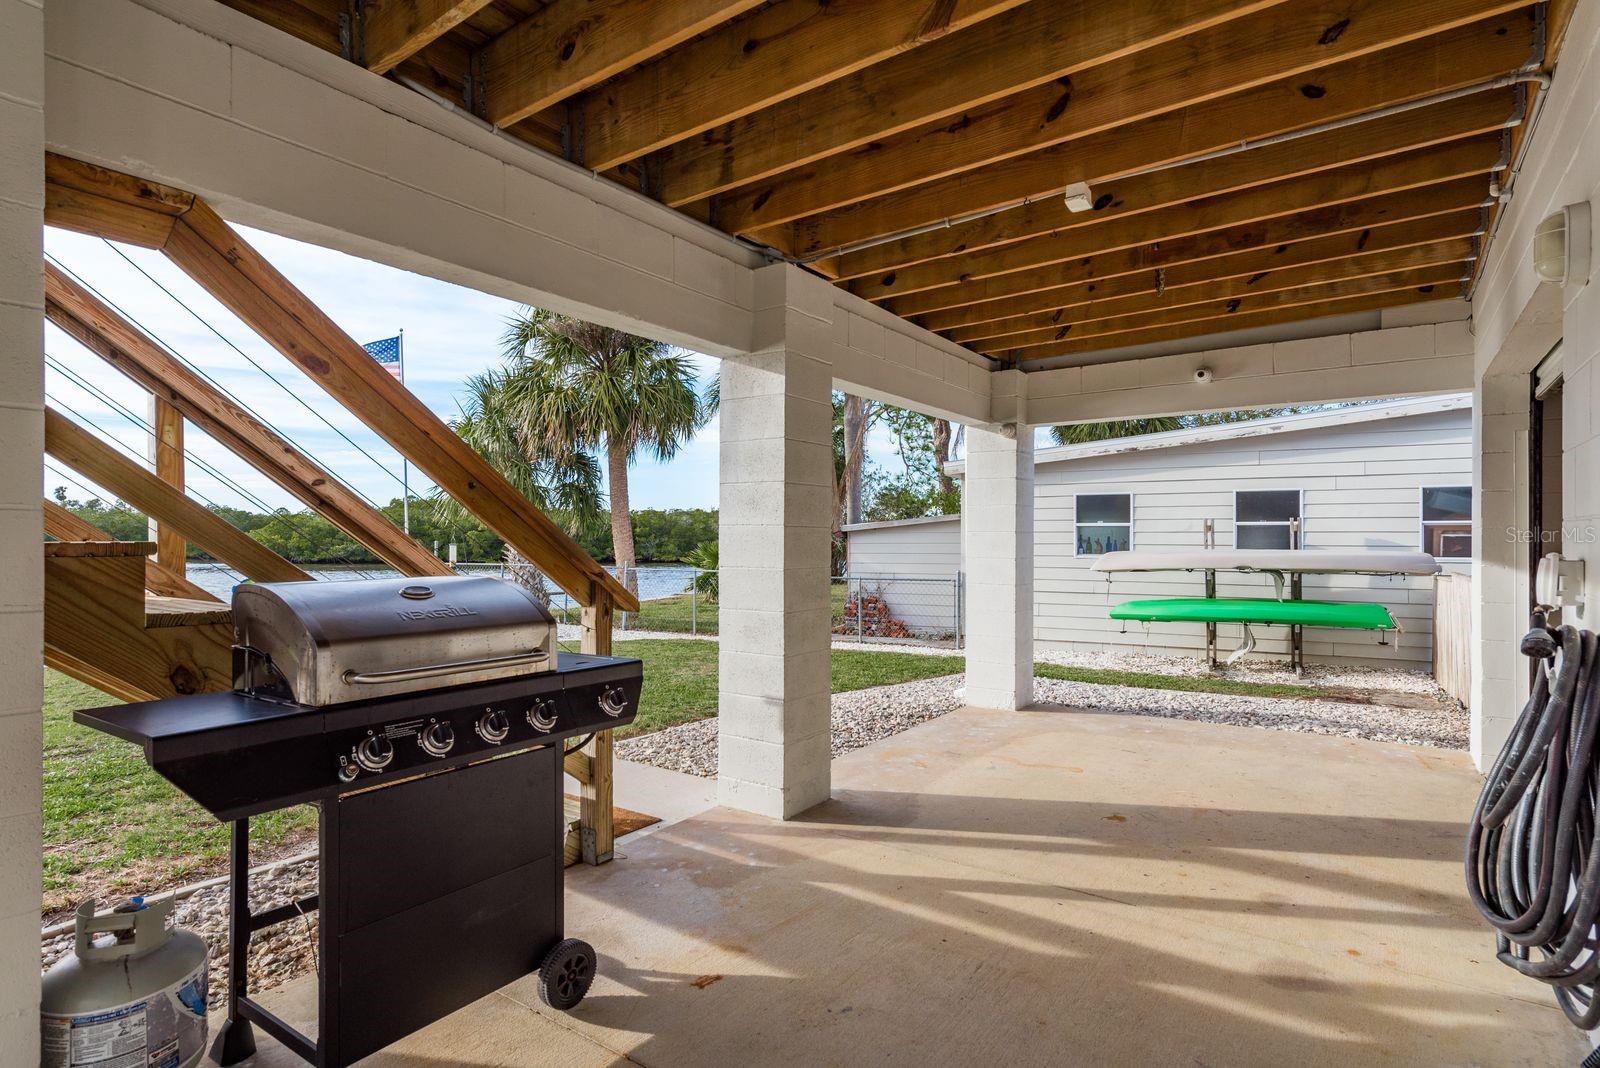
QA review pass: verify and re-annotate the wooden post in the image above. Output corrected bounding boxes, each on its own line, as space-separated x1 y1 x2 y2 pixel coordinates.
149 397 186 577
579 593 615 865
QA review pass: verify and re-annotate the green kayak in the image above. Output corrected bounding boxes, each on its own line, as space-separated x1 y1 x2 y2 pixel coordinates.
1109 597 1397 630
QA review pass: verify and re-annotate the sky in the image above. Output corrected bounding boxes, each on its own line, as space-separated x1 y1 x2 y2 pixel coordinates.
42 225 742 515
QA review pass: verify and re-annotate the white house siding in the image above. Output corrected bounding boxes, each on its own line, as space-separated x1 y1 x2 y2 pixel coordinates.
1036 407 1471 669
843 515 963 637
847 405 1471 668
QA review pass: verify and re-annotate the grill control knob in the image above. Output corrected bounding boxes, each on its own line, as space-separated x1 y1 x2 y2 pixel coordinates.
355 732 394 772
420 720 455 757
528 699 558 733
477 709 510 744
599 686 629 718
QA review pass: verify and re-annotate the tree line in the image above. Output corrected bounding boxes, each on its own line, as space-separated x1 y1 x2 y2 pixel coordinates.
51 486 715 566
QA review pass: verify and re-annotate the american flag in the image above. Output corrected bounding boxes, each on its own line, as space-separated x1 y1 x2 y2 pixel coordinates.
362 335 403 379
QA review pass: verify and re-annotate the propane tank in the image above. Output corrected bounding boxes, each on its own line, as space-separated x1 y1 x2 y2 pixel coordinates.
41 896 209 1068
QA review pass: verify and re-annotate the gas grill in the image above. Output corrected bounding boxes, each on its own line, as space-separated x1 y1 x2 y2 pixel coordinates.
76 576 641 1068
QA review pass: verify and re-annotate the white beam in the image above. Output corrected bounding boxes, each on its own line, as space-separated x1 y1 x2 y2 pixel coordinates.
1024 322 1474 426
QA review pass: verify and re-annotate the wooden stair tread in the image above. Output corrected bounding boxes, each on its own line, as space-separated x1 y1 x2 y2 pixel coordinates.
145 595 232 628
45 539 156 558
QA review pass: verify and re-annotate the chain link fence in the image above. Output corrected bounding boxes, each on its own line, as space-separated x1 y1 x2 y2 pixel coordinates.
831 574 963 648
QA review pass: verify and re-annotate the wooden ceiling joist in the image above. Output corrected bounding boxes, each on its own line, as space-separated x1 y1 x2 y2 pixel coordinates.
360 0 497 74
955 237 1476 348
885 179 1489 319
769 12 1536 253
1007 284 1461 363
726 4 1536 240
852 133 1505 300
653 0 1286 206
918 209 1484 334
566 0 1034 170
827 87 1516 281
44 407 313 584
42 499 217 602
43 264 454 579
477 0 767 131
674 0 1533 216
980 262 1469 356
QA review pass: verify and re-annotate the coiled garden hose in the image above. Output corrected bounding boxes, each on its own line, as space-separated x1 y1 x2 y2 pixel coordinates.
1466 617 1600 1029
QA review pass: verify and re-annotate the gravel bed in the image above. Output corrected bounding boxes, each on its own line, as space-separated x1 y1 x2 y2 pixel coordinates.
1034 646 1449 697
42 856 320 1009
1033 677 1465 749
617 675 968 778
618 657 1465 779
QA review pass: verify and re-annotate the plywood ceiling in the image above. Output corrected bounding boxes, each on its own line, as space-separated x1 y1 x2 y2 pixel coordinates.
215 0 1578 367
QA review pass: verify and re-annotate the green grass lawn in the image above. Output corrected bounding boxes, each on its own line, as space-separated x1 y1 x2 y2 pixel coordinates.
42 672 317 917
1033 663 1325 700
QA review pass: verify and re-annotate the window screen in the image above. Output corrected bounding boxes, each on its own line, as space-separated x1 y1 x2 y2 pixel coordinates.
1076 494 1131 555
1422 486 1471 558
1235 490 1301 550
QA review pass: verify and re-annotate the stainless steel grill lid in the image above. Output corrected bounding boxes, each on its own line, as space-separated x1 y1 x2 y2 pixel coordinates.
232 575 556 706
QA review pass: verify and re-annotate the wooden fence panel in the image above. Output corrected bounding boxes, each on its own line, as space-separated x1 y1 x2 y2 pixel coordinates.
1433 572 1471 707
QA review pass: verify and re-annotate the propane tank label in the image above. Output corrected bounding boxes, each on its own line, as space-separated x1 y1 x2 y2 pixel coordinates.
42 958 207 1068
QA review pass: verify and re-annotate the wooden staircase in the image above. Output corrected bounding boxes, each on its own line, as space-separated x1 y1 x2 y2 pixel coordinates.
44 541 232 702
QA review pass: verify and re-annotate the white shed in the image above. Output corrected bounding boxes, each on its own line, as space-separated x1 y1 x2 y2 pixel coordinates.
847 395 1473 668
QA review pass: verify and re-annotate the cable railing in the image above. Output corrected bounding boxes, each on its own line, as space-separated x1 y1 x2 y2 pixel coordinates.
44 364 386 579
47 248 416 517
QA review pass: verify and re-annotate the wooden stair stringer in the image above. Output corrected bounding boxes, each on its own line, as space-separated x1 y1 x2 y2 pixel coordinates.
45 541 233 701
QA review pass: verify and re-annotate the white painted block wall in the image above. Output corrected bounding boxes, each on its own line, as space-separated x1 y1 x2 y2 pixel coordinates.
0 0 43 1054
1469 0 1600 770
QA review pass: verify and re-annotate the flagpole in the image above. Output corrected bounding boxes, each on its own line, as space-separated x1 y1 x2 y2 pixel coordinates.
398 329 410 538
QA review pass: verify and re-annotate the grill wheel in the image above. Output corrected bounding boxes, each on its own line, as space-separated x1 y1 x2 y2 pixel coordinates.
538 938 596 1011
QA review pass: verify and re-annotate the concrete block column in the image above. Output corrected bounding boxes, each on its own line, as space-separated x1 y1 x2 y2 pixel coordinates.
717 265 834 819
963 423 1034 710
0 0 45 1056
1471 373 1531 770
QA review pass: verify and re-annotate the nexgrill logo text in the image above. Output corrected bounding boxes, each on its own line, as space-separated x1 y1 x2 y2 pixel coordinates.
396 604 480 622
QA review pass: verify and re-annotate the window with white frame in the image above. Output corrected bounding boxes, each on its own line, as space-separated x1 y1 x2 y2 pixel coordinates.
1235 489 1302 549
1075 494 1131 555
1422 485 1472 558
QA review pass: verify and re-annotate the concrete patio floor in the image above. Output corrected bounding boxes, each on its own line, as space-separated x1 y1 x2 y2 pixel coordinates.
244 705 1589 1066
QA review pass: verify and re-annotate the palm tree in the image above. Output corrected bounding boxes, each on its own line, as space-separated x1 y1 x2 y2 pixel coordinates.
433 368 605 601
496 309 710 594
1050 417 1183 445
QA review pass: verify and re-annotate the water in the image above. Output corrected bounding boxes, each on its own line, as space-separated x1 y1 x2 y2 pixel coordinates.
184 562 699 604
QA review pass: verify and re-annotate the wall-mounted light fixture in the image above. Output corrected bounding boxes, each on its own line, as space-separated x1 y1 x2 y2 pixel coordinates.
1533 202 1593 286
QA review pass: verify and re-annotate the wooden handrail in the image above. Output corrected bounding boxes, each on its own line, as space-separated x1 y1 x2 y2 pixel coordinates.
43 499 218 602
44 408 311 584
42 153 636 611
45 264 453 578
